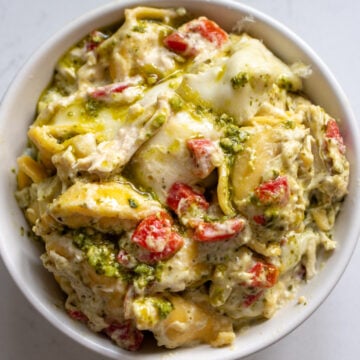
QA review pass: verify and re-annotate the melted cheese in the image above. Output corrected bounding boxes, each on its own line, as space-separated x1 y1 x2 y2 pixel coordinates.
182 34 301 124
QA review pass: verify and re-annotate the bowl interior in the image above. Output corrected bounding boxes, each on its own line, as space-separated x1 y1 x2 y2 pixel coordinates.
0 0 359 359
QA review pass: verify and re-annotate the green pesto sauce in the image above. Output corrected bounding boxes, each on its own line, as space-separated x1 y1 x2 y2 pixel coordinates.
132 22 147 33
134 263 156 288
73 230 125 279
277 76 295 91
220 123 249 154
215 112 235 127
169 95 184 112
136 296 174 323
58 47 85 74
84 98 103 118
154 297 173 319
72 229 171 285
231 72 249 89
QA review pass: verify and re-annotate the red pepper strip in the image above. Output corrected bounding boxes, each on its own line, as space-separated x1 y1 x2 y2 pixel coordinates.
163 32 189 54
86 30 108 51
103 320 143 352
131 212 184 264
187 17 228 47
136 231 184 264
67 309 88 323
254 176 290 206
187 138 216 179
193 218 245 242
89 82 130 99
325 119 346 154
253 214 267 225
167 182 209 216
248 262 279 288
164 17 228 56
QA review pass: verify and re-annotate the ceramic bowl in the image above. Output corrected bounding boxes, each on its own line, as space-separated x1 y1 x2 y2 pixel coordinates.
0 0 359 359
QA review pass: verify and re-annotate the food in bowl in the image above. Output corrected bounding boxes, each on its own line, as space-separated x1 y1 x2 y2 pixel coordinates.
14 5 349 351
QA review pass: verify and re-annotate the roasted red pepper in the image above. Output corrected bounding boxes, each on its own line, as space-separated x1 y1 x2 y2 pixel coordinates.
325 118 346 154
248 262 279 288
164 17 228 57
254 176 289 206
163 32 190 54
89 82 130 100
103 320 143 352
167 182 209 216
187 138 217 179
131 212 184 263
186 17 228 47
67 309 88 323
193 218 245 242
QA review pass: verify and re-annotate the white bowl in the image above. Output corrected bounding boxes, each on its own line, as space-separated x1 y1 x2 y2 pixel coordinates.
0 0 359 359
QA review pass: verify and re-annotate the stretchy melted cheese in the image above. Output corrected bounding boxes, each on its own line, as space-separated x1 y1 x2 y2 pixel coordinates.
15 7 349 352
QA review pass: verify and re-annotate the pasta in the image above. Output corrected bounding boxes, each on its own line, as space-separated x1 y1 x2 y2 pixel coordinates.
15 6 349 352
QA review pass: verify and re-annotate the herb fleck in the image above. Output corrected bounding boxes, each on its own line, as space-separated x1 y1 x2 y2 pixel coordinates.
128 198 138 208
132 23 147 33
85 98 102 117
231 72 249 89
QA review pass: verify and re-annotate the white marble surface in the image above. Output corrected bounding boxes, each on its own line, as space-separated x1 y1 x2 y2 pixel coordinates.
1 0 359 359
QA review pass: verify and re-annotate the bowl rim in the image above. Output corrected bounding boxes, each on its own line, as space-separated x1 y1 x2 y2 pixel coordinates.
0 0 359 359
